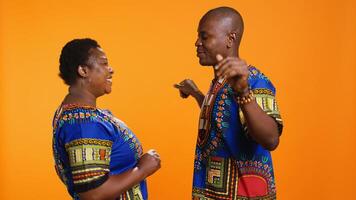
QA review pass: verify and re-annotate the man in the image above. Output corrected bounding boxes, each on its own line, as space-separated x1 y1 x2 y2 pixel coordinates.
174 7 283 200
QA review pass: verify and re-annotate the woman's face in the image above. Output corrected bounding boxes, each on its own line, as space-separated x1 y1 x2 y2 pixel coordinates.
85 47 114 97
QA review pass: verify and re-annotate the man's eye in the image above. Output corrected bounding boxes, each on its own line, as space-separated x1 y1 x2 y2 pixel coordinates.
200 34 208 40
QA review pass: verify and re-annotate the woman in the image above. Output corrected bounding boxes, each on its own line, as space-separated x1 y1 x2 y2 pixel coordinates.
52 38 161 200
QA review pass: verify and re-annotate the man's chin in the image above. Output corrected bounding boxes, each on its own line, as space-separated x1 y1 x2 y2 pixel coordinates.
199 59 213 66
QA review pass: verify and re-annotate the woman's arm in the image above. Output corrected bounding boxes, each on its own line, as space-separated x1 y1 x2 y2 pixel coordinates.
79 150 161 200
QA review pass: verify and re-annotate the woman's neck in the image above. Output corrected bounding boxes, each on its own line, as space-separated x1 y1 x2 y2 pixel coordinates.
63 86 97 107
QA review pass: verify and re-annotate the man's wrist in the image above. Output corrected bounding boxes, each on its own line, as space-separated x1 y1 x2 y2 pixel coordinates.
192 90 204 99
234 88 255 105
235 87 250 97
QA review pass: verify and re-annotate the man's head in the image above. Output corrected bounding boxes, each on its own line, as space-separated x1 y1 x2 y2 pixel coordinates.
195 7 244 66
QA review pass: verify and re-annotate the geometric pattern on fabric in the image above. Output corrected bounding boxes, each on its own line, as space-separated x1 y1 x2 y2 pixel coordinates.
119 184 144 200
193 157 238 200
239 88 283 135
65 138 112 193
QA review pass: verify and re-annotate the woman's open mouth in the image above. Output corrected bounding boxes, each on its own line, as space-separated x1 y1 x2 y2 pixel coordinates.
106 77 112 83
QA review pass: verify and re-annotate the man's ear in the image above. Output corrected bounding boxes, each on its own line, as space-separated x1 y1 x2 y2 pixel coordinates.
227 31 237 48
77 65 89 78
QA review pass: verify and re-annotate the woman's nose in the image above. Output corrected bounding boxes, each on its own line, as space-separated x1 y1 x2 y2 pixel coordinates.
108 66 114 74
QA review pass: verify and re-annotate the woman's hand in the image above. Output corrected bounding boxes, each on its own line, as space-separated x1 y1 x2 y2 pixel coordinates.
137 149 161 178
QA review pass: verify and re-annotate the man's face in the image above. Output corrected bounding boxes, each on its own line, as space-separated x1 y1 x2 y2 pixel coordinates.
195 16 228 66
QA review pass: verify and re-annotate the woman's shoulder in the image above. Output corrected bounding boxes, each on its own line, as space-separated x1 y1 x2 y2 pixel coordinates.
53 104 118 142
55 104 112 128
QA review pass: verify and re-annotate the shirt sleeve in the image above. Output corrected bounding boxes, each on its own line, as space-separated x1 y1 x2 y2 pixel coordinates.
239 72 284 135
61 121 114 193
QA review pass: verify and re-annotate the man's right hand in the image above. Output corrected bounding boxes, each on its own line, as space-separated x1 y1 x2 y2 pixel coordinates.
174 79 200 98
137 149 161 178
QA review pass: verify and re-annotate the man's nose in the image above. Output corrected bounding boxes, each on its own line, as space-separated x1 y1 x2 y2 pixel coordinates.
195 38 202 47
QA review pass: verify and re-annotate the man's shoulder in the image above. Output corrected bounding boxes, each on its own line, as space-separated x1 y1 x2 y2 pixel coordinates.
248 66 270 82
247 65 276 91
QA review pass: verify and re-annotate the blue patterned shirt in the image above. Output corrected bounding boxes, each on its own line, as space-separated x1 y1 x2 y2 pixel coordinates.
52 105 147 200
192 66 283 200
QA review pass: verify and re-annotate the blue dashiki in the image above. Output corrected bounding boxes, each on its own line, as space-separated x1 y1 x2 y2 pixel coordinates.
192 66 283 200
52 104 147 200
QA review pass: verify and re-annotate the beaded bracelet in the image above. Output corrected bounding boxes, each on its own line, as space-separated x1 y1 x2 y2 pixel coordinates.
235 89 255 105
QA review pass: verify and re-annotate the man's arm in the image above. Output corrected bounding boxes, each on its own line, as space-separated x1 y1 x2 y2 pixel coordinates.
239 97 280 150
215 55 280 151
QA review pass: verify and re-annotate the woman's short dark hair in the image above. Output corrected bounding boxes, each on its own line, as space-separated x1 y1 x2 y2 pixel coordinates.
59 38 100 85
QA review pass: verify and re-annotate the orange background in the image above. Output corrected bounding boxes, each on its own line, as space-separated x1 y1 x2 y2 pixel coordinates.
0 0 355 199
